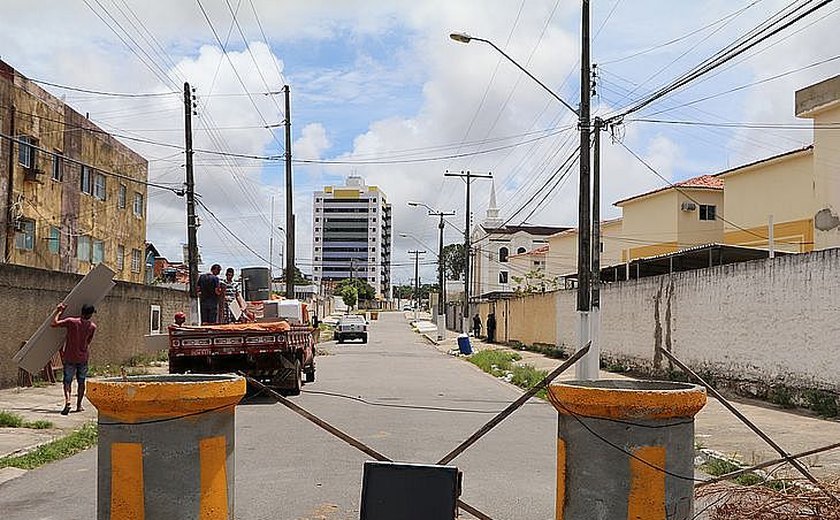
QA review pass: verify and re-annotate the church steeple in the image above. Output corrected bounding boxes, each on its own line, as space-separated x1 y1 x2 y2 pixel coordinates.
483 181 503 228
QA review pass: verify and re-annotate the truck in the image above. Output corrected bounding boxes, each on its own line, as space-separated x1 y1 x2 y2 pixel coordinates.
168 300 316 396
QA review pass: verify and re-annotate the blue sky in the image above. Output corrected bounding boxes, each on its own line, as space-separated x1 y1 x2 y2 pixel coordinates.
0 0 836 285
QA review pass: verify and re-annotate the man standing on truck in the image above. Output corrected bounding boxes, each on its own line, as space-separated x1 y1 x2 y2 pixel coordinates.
197 264 223 324
50 302 96 415
222 267 247 323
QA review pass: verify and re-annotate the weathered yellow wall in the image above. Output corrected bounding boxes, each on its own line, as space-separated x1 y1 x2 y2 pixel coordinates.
721 150 814 253
546 219 624 277
477 292 556 346
811 104 840 250
1 70 147 283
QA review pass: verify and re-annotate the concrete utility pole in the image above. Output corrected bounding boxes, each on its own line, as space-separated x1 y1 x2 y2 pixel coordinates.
408 250 425 319
444 170 491 333
590 115 602 378
576 0 596 380
283 85 295 300
408 202 455 340
183 82 200 324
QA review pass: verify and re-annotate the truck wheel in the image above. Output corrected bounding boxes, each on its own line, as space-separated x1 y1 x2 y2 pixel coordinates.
362 334 368 343
304 366 315 383
288 359 302 396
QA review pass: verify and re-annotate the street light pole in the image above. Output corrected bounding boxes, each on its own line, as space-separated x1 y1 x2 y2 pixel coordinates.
450 12 598 379
408 202 455 340
408 250 425 321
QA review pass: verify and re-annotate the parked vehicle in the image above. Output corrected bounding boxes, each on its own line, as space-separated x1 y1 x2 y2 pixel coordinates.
168 300 316 395
335 314 368 344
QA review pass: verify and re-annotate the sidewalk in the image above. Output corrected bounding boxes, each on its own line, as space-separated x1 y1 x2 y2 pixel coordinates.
427 329 840 479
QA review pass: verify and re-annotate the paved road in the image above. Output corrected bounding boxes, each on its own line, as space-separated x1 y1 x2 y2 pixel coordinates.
0 312 560 519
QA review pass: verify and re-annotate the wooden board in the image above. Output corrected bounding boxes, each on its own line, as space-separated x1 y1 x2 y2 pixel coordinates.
13 264 116 374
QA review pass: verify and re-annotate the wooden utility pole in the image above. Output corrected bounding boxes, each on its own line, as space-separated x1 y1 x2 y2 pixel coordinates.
283 85 295 299
444 170 491 332
408 250 425 314
184 82 200 322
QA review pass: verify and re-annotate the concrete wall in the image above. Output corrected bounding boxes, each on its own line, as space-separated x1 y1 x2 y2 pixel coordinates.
487 248 840 392
0 264 189 388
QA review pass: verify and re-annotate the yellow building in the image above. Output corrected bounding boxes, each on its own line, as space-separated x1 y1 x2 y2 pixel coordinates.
0 60 148 283
719 147 814 253
614 176 724 262
545 217 625 276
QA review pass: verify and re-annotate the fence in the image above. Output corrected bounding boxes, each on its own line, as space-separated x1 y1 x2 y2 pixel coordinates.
476 248 840 393
0 263 189 388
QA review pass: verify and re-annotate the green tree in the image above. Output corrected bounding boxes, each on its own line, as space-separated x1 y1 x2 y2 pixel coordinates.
441 243 465 280
279 266 308 284
335 278 375 308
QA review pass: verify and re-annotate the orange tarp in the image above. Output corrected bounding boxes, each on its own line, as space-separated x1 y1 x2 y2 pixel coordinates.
176 321 292 333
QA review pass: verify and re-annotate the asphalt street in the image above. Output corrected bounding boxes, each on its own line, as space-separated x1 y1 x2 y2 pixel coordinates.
0 312 560 519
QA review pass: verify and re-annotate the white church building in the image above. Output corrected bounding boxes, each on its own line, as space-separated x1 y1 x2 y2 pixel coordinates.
470 183 569 299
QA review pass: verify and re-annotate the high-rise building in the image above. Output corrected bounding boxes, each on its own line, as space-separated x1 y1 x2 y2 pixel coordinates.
312 176 392 299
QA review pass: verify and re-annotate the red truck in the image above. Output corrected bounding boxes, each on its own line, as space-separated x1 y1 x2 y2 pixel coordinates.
168 320 316 395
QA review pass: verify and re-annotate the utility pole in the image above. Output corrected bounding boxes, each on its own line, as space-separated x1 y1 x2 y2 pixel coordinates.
283 85 295 300
576 0 595 380
444 170 492 333
590 116 602 378
184 82 200 324
409 250 425 320
269 195 275 281
436 211 455 339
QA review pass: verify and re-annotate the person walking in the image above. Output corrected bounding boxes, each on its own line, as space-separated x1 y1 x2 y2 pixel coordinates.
472 314 482 338
197 264 223 324
486 312 497 343
50 302 96 415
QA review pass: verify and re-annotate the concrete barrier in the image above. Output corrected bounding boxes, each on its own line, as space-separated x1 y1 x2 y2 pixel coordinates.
548 380 706 520
87 374 246 520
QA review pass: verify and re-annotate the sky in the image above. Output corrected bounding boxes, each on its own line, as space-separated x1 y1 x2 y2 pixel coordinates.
0 0 837 285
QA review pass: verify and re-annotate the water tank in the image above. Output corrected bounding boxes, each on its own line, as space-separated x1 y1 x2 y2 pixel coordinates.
241 267 271 301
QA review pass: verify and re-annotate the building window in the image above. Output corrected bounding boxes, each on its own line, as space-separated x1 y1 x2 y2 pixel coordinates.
131 249 142 273
699 204 716 221
133 192 144 217
150 305 162 334
117 244 125 270
499 271 509 284
14 219 35 250
118 184 127 209
315 237 320 242
93 174 106 201
499 247 509 263
315 217 320 222
92 239 105 264
18 136 36 168
80 166 93 194
51 152 63 181
517 247 526 254
77 235 91 262
48 226 60 254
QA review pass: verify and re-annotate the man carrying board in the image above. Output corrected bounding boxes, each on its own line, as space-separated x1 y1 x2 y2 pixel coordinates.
50 302 97 415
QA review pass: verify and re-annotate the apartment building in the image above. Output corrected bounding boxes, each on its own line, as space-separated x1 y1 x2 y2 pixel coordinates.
0 60 148 283
312 176 392 298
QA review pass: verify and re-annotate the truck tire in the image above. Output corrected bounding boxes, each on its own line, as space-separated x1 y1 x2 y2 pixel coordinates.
304 365 315 383
361 333 368 343
288 359 302 396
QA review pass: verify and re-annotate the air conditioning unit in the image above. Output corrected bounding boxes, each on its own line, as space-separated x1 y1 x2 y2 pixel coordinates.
680 201 697 212
24 167 45 183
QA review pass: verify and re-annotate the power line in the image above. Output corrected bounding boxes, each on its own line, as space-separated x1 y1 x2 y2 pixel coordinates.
26 77 178 98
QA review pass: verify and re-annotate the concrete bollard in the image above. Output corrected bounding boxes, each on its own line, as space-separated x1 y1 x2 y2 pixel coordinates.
548 380 706 520
87 374 246 520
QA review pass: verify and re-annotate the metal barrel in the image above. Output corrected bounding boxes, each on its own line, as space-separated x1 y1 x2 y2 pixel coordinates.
547 380 706 520
87 374 246 520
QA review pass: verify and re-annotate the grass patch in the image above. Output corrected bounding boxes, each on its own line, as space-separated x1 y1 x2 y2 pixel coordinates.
518 343 567 360
701 456 789 489
468 350 547 398
0 410 24 428
0 411 53 430
804 389 839 418
0 423 97 470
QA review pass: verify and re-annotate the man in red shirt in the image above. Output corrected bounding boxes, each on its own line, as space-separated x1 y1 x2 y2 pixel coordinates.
51 302 97 415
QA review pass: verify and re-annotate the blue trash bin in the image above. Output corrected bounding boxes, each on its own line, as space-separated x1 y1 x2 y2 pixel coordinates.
457 334 472 355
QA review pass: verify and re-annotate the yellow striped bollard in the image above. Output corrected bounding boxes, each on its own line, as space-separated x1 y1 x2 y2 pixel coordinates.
87 374 246 520
548 380 706 520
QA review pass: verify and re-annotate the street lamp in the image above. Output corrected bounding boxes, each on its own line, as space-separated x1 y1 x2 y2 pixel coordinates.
408 202 456 340
450 20 598 381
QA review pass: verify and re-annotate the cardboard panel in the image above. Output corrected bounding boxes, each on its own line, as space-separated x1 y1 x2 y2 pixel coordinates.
14 264 116 374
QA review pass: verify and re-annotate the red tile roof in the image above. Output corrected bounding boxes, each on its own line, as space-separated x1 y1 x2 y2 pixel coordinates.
614 175 723 206
509 245 549 259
